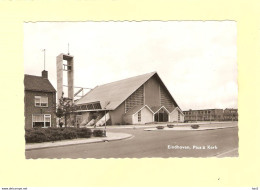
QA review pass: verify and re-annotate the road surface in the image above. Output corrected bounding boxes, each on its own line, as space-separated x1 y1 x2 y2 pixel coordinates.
26 124 238 158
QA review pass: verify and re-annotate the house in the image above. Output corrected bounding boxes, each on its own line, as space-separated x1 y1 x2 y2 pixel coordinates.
24 70 56 128
183 109 224 122
74 71 184 126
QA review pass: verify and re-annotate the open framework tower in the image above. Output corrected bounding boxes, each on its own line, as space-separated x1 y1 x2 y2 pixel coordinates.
56 53 74 103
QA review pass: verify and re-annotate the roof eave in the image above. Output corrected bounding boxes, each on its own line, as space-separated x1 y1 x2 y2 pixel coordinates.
25 89 56 93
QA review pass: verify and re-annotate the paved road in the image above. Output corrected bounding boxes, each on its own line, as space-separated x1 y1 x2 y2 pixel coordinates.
26 124 238 159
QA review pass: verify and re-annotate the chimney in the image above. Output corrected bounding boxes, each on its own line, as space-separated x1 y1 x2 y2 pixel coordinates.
42 70 48 79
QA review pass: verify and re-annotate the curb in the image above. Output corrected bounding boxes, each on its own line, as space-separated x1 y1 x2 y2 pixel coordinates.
144 125 237 131
93 122 238 130
25 133 133 151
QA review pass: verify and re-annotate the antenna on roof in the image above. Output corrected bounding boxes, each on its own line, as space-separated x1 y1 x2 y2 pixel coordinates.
68 43 70 55
42 49 46 70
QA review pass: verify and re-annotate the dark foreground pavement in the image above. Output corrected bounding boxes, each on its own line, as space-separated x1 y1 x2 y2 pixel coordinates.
26 124 238 159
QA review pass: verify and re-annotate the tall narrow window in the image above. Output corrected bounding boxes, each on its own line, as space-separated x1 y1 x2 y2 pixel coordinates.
35 96 41 106
41 97 48 107
138 111 141 122
44 115 51 127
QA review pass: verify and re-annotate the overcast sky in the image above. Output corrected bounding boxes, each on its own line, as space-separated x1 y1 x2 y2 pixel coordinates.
24 21 237 110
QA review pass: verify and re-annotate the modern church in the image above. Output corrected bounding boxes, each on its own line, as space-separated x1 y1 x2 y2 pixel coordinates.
56 53 184 127
74 71 184 126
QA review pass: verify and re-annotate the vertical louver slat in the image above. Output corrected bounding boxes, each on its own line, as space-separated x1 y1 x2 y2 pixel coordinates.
125 85 144 112
160 86 175 111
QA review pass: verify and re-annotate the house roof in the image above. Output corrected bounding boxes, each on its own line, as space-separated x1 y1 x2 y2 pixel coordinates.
76 71 180 110
24 74 56 92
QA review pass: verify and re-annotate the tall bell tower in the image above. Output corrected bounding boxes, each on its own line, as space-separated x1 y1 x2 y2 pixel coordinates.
56 53 74 103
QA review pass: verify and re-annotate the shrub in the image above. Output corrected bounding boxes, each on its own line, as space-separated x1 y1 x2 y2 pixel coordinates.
62 128 78 139
167 124 174 128
93 129 105 137
191 124 200 129
25 128 48 143
76 128 92 138
25 127 92 143
156 126 165 130
46 128 64 141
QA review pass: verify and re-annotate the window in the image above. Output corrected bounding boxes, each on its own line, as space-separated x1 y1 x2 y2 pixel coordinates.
178 111 180 121
35 96 40 106
35 96 48 107
138 111 141 122
44 115 51 127
32 114 51 128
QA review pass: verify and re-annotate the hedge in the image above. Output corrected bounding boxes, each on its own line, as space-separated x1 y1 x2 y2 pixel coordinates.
93 129 105 137
25 127 92 143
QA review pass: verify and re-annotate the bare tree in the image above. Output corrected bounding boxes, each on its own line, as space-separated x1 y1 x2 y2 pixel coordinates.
56 92 76 127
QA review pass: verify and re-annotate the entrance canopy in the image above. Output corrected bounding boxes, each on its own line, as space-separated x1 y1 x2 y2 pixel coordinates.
152 106 170 122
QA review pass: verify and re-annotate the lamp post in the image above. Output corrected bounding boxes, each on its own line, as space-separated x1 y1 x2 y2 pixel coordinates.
104 108 107 137
103 101 110 137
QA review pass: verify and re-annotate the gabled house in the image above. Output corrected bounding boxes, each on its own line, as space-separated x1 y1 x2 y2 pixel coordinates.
24 70 56 128
75 71 184 126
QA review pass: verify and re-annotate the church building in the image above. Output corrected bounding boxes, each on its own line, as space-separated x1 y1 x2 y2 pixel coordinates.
74 71 184 126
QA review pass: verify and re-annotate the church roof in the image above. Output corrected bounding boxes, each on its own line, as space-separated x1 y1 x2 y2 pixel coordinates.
76 71 179 110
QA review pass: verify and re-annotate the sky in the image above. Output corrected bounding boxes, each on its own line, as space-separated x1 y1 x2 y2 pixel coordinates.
24 21 237 110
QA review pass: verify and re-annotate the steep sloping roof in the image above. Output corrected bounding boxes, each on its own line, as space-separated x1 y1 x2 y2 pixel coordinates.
150 106 162 113
125 105 154 116
76 71 180 110
170 107 184 115
76 72 156 110
24 74 56 92
124 105 145 116
152 105 170 114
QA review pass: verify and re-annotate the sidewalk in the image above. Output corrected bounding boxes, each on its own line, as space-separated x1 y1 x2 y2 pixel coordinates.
25 132 133 151
89 121 237 130
144 124 237 131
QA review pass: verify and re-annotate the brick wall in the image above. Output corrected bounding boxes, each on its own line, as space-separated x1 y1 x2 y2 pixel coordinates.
24 90 56 129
